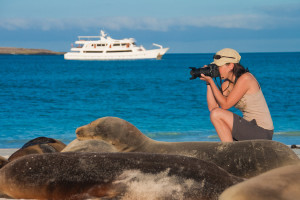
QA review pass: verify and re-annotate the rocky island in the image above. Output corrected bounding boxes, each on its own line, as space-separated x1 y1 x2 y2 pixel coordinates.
0 47 65 55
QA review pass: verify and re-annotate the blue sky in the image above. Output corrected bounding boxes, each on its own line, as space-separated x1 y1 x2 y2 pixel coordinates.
1 0 300 53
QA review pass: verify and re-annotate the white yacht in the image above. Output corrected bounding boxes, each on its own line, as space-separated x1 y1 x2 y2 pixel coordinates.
64 30 169 60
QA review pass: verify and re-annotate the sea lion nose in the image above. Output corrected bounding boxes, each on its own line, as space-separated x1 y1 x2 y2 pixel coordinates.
75 127 83 137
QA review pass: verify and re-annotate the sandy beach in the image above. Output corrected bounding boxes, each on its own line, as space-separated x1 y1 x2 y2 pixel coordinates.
0 149 18 159
292 147 300 158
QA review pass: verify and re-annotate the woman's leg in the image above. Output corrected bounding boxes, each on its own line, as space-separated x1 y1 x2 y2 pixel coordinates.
210 107 234 142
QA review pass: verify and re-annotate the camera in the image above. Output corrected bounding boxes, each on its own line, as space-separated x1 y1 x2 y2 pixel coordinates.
189 64 220 80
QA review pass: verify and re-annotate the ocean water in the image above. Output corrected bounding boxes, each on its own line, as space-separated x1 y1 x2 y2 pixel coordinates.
0 53 299 148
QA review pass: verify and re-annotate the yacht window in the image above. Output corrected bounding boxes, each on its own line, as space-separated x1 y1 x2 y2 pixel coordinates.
113 44 121 46
84 51 103 53
106 50 132 53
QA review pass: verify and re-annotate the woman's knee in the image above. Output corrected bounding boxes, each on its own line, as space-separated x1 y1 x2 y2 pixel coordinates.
210 108 234 128
210 107 225 121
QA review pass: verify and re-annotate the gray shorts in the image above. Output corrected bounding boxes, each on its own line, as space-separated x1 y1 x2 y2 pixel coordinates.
232 113 273 141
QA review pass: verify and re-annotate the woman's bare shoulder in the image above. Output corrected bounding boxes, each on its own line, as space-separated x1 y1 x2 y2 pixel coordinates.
238 72 255 81
238 73 260 92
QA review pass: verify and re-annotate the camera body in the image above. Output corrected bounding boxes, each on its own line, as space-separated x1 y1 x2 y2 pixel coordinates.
189 64 220 80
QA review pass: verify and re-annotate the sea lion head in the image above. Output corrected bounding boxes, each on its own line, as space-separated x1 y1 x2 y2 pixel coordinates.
76 117 150 151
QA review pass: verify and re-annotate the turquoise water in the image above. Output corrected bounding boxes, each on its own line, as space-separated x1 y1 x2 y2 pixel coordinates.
0 53 299 148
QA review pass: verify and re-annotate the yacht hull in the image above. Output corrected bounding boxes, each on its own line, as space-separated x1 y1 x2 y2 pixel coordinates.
64 48 169 60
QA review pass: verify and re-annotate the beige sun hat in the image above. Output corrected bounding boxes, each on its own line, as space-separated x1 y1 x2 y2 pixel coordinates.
212 48 241 66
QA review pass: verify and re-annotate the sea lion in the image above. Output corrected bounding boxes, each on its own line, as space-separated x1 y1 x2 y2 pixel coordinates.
219 164 300 200
20 137 65 149
0 152 243 200
62 139 118 153
76 117 300 178
8 137 66 162
291 144 300 149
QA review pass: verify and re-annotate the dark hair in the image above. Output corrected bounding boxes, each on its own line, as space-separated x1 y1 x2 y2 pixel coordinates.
232 63 249 83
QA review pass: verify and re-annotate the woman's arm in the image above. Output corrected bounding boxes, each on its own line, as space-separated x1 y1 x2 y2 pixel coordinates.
206 84 219 111
202 74 251 110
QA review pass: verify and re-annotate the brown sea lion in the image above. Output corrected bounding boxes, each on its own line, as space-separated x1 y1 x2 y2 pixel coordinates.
219 164 300 200
0 152 243 200
76 117 300 178
8 137 66 162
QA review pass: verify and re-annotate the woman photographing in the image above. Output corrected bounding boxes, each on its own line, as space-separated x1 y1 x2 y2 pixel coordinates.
200 48 273 142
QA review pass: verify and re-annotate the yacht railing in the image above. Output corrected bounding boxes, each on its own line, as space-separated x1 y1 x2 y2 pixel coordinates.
78 36 101 40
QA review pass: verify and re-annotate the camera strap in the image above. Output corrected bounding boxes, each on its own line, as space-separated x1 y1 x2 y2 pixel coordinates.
214 75 223 95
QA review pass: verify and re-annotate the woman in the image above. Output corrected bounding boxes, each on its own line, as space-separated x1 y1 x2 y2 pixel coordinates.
200 48 273 142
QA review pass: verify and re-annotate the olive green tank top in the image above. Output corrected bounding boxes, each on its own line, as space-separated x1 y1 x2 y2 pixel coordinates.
234 89 274 130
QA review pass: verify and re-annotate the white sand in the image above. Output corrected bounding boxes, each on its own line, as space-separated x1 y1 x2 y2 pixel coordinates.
0 149 18 159
293 148 300 158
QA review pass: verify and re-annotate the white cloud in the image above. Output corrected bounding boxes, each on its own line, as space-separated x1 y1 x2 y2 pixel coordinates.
176 14 270 30
0 18 31 30
0 14 298 31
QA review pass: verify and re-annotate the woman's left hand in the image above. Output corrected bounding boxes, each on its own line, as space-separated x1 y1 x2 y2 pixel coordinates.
200 74 213 85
